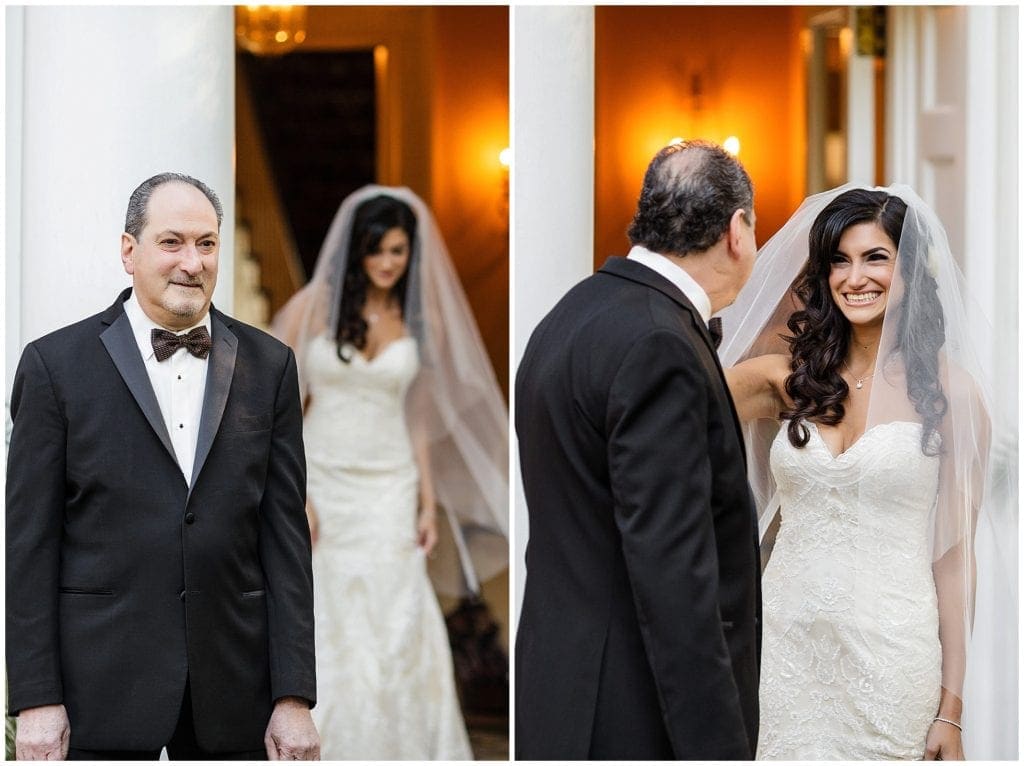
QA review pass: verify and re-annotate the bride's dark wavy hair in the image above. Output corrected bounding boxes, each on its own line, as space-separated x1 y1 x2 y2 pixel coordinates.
781 188 947 455
335 194 417 362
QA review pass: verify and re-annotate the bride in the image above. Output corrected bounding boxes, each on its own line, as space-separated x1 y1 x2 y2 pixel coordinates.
721 186 1003 759
271 185 508 759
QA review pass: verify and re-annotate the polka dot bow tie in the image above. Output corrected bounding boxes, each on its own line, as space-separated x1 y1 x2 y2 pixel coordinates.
151 326 213 362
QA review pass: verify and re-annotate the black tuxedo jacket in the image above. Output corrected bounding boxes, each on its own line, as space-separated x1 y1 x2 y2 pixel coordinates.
6 289 315 753
515 257 761 760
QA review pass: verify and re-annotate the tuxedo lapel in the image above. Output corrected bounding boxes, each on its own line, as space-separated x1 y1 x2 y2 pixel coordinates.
191 310 237 493
100 298 178 466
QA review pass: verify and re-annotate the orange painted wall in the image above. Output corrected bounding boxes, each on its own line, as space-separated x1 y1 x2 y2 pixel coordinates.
301 6 510 399
426 6 510 646
595 6 807 267
429 7 510 399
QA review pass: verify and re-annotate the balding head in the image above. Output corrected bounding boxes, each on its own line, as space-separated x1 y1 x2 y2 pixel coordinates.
627 140 753 257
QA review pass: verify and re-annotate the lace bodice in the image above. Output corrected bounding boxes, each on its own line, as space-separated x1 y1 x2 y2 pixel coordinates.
767 421 941 632
758 420 943 760
302 334 418 469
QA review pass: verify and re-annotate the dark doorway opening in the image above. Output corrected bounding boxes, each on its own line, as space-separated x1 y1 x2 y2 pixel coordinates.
239 50 377 280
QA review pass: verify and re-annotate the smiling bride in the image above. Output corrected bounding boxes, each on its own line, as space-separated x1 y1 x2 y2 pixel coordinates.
721 186 1000 760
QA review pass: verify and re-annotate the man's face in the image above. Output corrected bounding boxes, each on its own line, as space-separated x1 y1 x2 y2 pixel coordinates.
121 182 220 330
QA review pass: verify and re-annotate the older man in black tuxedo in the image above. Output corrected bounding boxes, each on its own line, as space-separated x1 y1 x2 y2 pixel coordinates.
6 173 318 760
516 141 762 759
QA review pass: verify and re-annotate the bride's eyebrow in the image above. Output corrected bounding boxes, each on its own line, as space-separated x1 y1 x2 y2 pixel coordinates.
833 246 893 257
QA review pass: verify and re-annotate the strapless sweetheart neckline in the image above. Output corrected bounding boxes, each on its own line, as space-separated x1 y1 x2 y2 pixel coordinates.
351 334 414 365
804 419 922 461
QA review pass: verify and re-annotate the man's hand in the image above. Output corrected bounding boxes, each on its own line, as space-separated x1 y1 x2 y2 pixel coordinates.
264 696 320 761
15 704 70 761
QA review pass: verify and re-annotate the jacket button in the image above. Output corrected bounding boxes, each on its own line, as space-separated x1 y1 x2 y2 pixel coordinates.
179 590 187 602
184 513 196 524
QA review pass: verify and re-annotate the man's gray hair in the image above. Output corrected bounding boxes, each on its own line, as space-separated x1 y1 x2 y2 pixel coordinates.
124 172 224 240
627 140 753 257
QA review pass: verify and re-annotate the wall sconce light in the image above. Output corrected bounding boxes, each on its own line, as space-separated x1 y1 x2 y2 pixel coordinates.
667 136 684 146
499 147 510 222
236 6 307 56
723 136 741 156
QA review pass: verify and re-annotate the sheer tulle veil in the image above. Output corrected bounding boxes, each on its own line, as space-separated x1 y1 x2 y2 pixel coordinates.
271 185 509 597
718 183 1016 756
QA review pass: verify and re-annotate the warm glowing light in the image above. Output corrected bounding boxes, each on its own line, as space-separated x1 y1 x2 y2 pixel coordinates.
839 27 853 59
667 136 684 146
799 29 813 57
499 147 512 167
236 6 307 56
723 136 741 155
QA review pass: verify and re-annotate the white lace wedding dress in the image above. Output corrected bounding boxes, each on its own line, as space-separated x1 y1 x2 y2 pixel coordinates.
757 421 942 760
302 334 472 760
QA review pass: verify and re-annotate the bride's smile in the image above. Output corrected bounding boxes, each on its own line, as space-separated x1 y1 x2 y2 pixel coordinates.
843 290 881 305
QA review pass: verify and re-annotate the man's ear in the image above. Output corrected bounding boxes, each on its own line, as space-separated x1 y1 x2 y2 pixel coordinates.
120 233 136 275
727 209 748 260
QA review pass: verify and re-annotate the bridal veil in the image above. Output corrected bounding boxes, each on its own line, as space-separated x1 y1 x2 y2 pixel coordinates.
271 185 509 597
718 184 1016 756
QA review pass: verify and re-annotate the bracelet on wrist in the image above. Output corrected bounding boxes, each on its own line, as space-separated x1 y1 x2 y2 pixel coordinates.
933 716 962 732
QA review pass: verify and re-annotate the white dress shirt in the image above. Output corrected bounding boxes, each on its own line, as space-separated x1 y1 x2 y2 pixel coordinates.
123 293 211 486
626 245 713 325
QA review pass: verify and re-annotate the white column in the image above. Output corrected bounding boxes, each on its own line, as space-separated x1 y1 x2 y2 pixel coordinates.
6 6 235 399
5 7 27 423
845 8 876 185
958 4 1018 476
960 6 1018 759
884 7 918 186
962 6 999 369
511 5 595 622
